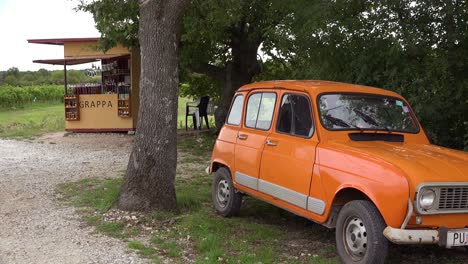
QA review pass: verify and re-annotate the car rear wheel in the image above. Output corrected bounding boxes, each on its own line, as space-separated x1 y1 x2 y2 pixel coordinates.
212 167 242 217
336 200 388 264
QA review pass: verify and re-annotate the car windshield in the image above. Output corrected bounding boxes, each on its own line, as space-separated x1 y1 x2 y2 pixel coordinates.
318 93 419 133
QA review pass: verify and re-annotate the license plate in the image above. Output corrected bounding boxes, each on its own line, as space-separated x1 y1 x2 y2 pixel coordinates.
447 229 468 247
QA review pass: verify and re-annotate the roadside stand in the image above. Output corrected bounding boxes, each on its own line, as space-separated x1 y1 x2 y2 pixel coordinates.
28 38 140 132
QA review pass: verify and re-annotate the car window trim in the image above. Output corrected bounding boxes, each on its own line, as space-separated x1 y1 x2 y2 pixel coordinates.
275 92 315 139
244 91 277 131
226 94 244 126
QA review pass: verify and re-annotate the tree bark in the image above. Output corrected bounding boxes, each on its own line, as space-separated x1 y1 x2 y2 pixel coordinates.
118 0 188 212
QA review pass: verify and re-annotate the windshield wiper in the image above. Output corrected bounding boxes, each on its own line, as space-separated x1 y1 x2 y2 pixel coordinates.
353 110 393 133
324 115 364 131
353 109 379 126
324 115 350 128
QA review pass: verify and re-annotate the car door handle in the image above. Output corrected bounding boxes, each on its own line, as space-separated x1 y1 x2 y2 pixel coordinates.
237 133 248 140
265 139 277 146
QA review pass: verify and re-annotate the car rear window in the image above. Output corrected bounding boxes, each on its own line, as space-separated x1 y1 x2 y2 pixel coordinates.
227 95 244 125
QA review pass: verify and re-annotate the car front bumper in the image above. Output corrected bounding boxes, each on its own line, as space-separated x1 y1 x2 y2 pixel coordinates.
384 226 468 248
383 226 439 244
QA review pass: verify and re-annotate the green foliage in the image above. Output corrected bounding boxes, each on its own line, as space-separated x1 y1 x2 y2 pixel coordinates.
179 75 221 102
79 0 300 108
259 0 468 150
0 85 63 108
6 67 19 77
78 0 467 150
180 0 293 67
76 0 139 50
0 67 100 86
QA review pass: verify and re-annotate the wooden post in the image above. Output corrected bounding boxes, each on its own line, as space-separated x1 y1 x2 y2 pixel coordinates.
64 61 68 95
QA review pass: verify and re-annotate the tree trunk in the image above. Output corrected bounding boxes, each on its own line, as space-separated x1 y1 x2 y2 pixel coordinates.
118 0 188 212
214 42 261 129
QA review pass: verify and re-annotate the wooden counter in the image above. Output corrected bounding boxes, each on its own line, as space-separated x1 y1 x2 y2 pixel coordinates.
65 94 134 132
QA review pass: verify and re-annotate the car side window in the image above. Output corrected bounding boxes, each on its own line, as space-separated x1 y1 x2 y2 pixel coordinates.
277 93 314 137
227 95 244 125
245 92 277 130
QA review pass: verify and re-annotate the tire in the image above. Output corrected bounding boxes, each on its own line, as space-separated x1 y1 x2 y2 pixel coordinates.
212 167 242 217
335 200 388 264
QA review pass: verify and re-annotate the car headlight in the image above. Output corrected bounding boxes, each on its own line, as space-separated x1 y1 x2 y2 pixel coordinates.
419 189 436 210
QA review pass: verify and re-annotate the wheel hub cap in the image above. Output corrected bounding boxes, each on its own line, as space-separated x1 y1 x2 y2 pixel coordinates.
344 217 368 260
217 180 230 207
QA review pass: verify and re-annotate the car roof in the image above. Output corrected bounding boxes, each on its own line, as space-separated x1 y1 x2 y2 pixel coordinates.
238 80 402 98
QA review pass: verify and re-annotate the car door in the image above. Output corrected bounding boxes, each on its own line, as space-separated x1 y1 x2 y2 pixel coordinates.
212 93 246 172
259 92 320 212
233 90 277 190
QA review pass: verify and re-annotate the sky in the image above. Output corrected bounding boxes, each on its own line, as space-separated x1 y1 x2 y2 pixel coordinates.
0 0 100 71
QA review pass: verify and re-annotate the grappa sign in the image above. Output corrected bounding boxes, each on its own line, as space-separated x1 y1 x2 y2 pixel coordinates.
79 100 113 108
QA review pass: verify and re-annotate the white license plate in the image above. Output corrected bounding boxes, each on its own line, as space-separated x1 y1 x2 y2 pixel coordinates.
447 229 468 247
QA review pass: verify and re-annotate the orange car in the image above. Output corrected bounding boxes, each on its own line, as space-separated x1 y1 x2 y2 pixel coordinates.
209 80 468 264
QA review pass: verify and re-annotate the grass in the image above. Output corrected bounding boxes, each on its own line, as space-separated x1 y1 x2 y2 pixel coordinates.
128 241 160 263
178 97 190 127
97 221 126 237
55 133 468 264
0 101 64 138
0 97 209 138
56 133 339 263
178 97 216 129
56 177 122 212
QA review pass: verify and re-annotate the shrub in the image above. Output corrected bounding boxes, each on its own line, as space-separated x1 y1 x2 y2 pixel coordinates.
0 85 64 108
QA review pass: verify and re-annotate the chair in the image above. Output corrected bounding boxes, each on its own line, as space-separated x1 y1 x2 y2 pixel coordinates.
185 96 210 130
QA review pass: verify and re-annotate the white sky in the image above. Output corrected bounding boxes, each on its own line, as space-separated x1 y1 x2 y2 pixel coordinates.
0 0 100 71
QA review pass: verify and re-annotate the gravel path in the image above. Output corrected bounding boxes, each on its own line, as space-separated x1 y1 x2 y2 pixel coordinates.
0 133 147 264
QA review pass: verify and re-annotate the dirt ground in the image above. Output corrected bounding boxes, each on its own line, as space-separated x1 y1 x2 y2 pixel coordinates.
0 132 145 264
1 132 467 264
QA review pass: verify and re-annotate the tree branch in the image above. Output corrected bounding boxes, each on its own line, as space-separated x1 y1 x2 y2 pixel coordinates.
189 63 225 82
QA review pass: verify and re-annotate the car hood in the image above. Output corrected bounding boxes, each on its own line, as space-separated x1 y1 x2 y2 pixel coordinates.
332 141 468 190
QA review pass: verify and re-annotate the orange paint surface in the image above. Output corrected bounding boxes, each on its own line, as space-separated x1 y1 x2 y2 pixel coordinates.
211 80 468 229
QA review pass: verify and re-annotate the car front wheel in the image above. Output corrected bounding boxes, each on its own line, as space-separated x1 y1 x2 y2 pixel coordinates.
336 200 388 264
212 167 242 217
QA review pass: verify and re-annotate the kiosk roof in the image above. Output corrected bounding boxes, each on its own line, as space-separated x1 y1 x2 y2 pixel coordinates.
28 38 100 46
